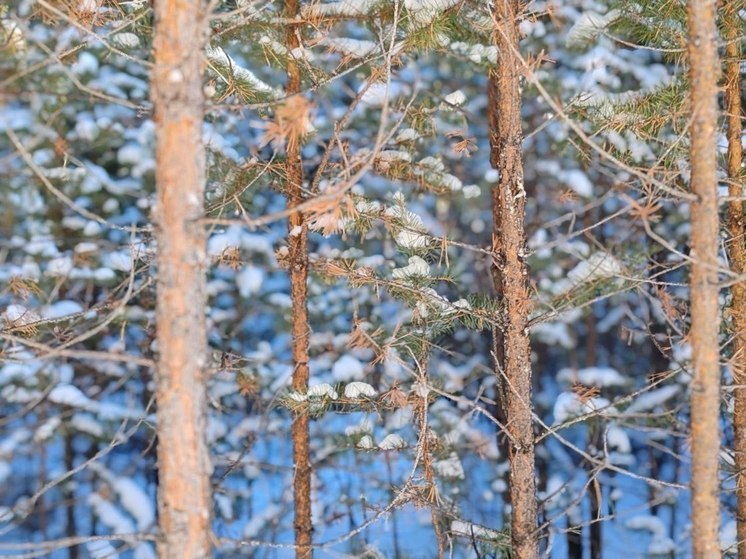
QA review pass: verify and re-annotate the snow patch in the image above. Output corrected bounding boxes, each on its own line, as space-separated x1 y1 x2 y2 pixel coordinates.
344 382 377 398
332 355 365 382
392 256 430 280
626 385 679 414
308 383 339 399
378 433 407 450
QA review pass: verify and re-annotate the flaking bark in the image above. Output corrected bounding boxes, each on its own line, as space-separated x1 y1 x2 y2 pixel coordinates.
151 0 212 556
488 0 538 556
284 0 313 556
686 0 722 556
723 3 746 557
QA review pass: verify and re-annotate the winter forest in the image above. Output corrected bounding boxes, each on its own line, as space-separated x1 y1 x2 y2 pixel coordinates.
0 0 744 557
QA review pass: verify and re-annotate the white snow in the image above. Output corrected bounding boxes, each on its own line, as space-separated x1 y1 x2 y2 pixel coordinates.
2 304 40 326
532 322 575 349
72 51 99 76
405 0 460 25
94 268 116 282
395 228 430 249
308 383 339 399
345 418 373 436
463 184 481 198
443 90 466 106
396 128 419 143
721 520 737 552
376 150 412 171
33 417 61 442
359 82 404 107
554 251 624 294
559 169 593 197
392 256 430 280
236 266 264 298
344 381 377 398
113 32 140 48
332 354 365 382
449 42 499 65
606 423 631 454
107 250 133 272
451 520 504 540
110 476 155 530
49 385 92 408
357 435 374 449
42 300 83 319
216 493 234 520
557 366 627 388
553 391 612 424
287 391 307 402
566 10 620 48
433 452 465 479
625 385 680 413
378 433 407 450
625 515 676 556
89 493 134 533
208 226 275 260
321 38 378 58
303 0 380 17
205 46 277 96
70 413 104 437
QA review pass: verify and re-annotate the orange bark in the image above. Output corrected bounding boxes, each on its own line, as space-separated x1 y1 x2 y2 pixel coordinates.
723 3 746 557
284 0 313 556
488 0 538 556
151 0 212 556
687 0 722 556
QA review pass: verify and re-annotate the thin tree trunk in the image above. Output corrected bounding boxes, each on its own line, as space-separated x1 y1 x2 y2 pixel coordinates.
687 0 721 556
64 431 79 559
585 304 602 559
284 0 313 555
151 0 212 555
724 3 746 557
488 0 538 556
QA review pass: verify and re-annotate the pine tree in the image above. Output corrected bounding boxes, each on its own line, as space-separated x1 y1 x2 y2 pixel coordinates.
723 1 746 555
686 0 722 555
282 0 313 555
488 0 538 555
152 0 212 555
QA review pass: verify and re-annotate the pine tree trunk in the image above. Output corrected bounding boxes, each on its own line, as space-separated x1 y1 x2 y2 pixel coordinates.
724 3 746 557
151 0 212 556
687 0 722 556
488 0 538 556
284 0 313 556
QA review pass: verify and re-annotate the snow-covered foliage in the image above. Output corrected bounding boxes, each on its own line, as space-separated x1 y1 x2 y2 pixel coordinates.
0 0 735 556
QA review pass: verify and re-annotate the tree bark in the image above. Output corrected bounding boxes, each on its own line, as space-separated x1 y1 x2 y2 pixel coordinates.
687 0 722 556
723 3 746 557
151 0 212 555
488 0 538 556
284 0 313 556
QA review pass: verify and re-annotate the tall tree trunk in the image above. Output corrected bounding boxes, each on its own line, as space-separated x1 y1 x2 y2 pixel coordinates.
724 3 746 557
488 0 538 556
585 303 602 559
284 1 313 556
64 431 79 559
687 0 721 556
151 0 212 555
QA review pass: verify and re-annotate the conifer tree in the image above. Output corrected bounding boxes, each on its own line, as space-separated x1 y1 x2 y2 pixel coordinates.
152 0 212 555
488 0 538 555
724 1 746 555
282 0 313 555
686 0 721 555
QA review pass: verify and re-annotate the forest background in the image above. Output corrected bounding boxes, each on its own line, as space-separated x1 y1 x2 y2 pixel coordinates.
0 0 743 557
